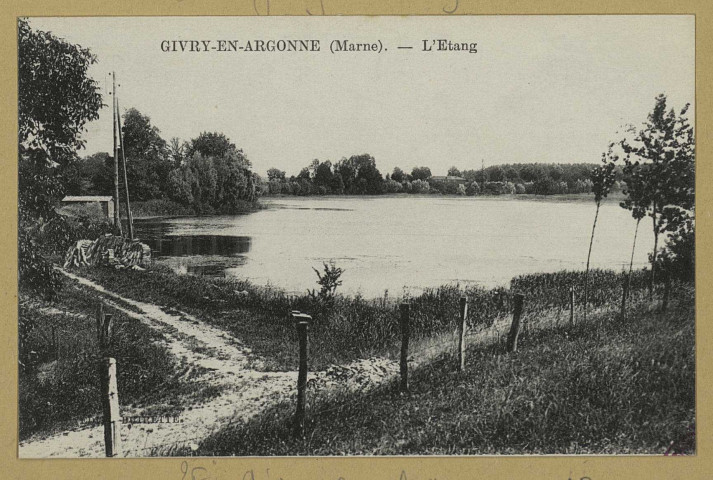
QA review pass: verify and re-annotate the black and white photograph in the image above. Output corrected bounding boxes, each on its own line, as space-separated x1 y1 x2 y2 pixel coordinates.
17 15 695 458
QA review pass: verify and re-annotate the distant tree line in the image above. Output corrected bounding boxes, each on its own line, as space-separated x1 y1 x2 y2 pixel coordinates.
68 111 259 214
262 158 624 197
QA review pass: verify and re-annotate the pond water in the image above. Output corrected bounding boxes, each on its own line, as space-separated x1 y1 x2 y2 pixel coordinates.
134 195 653 298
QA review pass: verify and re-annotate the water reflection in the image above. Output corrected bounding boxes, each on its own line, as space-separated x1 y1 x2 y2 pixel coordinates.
145 235 251 258
135 220 252 258
173 261 247 277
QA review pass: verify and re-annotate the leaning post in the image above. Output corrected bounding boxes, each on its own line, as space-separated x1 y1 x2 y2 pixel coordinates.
399 303 410 392
292 312 311 437
458 297 468 372
96 302 121 457
506 294 525 353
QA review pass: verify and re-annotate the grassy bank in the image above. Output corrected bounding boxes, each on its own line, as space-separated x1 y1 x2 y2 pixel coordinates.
184 283 695 455
75 263 655 374
18 279 221 441
131 198 266 219
56 198 264 222
29 258 691 453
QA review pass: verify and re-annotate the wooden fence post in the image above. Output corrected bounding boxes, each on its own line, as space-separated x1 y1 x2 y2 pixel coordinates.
569 286 575 327
399 303 410 392
506 294 524 353
102 358 122 457
620 277 629 320
96 302 121 457
458 297 468 372
292 312 311 436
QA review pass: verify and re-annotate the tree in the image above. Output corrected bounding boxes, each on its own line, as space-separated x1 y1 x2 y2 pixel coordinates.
487 165 505 182
617 141 651 294
167 168 194 206
181 132 255 211
334 157 357 193
383 178 403 193
297 167 311 180
447 166 462 177
620 94 695 291
267 167 286 181
519 164 543 182
187 131 250 168
504 167 519 182
169 137 187 167
583 149 616 319
18 19 103 169
186 153 218 209
78 152 113 195
548 164 564 182
313 161 334 190
308 158 321 177
411 179 430 194
352 154 383 194
391 166 405 183
330 173 345 194
121 108 173 200
221 162 250 211
411 166 432 181
466 181 480 196
18 18 103 299
473 169 489 184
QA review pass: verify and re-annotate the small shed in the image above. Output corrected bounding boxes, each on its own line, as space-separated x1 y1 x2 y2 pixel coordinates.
61 196 115 223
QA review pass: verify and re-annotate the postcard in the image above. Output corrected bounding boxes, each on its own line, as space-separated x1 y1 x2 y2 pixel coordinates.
8 9 706 480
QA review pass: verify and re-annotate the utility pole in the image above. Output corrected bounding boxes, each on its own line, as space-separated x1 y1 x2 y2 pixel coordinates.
117 99 134 240
112 72 123 236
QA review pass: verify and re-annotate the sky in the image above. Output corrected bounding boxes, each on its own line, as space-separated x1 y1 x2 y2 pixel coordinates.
27 16 694 177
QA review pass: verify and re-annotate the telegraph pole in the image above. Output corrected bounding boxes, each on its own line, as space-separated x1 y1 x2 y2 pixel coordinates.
117 99 134 240
112 72 123 236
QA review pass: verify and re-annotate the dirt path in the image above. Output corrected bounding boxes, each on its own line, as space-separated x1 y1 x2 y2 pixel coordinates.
20 270 308 458
19 270 522 458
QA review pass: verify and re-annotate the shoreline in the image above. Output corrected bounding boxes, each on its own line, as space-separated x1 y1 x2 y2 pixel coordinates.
129 192 625 220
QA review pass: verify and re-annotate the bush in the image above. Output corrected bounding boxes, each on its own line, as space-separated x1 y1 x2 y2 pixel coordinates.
383 178 403 193
39 214 112 253
268 180 282 194
411 179 430 194
310 261 345 301
18 228 63 301
532 178 560 195
483 181 514 195
658 208 695 282
466 181 481 196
